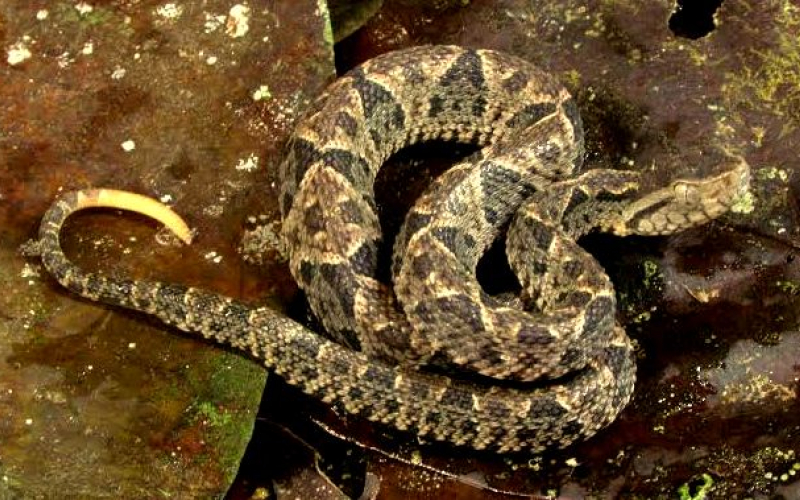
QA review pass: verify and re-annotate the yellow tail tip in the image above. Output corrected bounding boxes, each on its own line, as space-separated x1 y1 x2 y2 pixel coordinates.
74 189 192 244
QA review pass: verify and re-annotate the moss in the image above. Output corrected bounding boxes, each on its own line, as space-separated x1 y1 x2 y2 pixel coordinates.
756 167 790 183
775 280 800 296
641 259 661 289
193 401 234 432
682 447 799 497
55 3 114 27
678 473 714 500
723 0 800 129
174 354 265 481
729 190 755 215
317 0 336 51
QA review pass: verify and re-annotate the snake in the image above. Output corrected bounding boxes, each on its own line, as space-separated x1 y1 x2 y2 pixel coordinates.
33 45 750 453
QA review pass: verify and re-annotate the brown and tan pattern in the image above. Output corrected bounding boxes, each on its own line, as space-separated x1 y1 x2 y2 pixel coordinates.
34 45 749 452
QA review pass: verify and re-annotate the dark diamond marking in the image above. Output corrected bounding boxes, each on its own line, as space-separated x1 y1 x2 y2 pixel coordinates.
403 212 433 238
350 68 406 150
559 290 593 309
346 385 365 403
210 301 251 334
523 218 555 251
516 323 554 346
562 98 585 169
506 102 556 130
529 396 568 421
562 98 582 138
363 364 396 390
431 226 477 263
479 162 536 225
440 50 485 89
338 199 366 225
502 71 529 93
433 50 488 117
287 138 321 187
458 419 479 440
439 387 472 408
351 68 391 118
483 399 511 421
280 193 295 217
349 243 378 275
85 274 105 295
301 202 326 234
318 263 357 317
561 419 584 440
532 259 548 275
286 336 321 381
564 188 590 217
155 283 190 324
409 251 437 280
321 148 371 189
558 347 585 367
435 294 485 331
562 259 583 280
428 95 445 117
483 206 500 226
582 296 615 337
334 111 359 138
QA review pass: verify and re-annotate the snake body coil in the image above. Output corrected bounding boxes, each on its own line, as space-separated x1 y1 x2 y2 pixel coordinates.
36 46 748 452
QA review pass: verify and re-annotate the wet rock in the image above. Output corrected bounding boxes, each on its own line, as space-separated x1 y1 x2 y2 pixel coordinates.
4 0 800 498
0 0 334 497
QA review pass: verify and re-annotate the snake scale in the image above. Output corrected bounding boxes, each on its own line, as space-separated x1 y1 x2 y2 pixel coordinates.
35 45 749 453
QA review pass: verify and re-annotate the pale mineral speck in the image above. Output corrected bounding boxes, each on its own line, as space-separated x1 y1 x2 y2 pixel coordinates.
235 153 259 172
121 140 136 152
75 2 94 15
202 205 224 217
206 55 218 65
204 251 223 264
128 342 136 349
7 41 32 66
25 418 33 426
111 66 126 79
36 9 49 20
252 85 271 101
20 264 40 279
159 194 174 203
81 41 94 55
204 12 226 33
155 3 183 20
226 4 251 38
57 52 74 68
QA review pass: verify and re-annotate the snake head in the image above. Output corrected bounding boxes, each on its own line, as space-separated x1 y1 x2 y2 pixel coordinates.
612 154 750 236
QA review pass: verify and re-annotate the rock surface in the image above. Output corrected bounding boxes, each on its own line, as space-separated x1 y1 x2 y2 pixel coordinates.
2 0 799 499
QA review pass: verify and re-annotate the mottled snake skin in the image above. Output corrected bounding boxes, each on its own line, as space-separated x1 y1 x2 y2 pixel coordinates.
35 46 749 452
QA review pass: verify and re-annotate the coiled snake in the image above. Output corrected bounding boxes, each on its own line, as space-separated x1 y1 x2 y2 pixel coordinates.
34 46 749 453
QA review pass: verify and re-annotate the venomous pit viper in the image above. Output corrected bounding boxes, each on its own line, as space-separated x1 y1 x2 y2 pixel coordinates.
33 45 749 453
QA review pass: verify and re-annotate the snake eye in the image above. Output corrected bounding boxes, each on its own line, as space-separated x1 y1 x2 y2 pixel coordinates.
673 182 699 204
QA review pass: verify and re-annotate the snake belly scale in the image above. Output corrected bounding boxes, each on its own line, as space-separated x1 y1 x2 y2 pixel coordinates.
35 45 749 452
